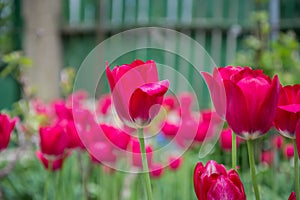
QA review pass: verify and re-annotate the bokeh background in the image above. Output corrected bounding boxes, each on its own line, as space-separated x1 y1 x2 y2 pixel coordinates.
1 0 300 109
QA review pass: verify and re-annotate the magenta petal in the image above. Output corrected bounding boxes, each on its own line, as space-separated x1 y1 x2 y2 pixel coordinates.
129 80 169 125
223 80 250 136
207 175 244 200
279 104 300 113
253 75 280 133
202 69 226 118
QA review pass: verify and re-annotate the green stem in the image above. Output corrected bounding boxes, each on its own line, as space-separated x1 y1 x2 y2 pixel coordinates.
294 139 299 200
232 133 237 170
43 160 53 200
137 128 153 200
247 140 260 200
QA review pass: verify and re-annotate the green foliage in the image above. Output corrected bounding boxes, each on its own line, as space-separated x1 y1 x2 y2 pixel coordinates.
235 11 300 85
0 51 32 81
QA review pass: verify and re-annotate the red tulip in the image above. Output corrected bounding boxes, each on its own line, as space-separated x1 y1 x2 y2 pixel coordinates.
100 124 131 150
289 192 296 200
97 94 112 115
39 124 69 156
106 59 169 127
36 151 67 171
168 156 182 171
195 110 222 143
131 139 153 168
66 121 84 149
0 113 17 151
272 135 284 149
220 128 241 152
163 95 177 110
203 67 280 140
202 66 243 118
284 143 294 159
150 163 164 178
260 150 274 166
88 142 117 164
53 100 73 121
194 160 246 200
274 85 300 139
161 121 179 138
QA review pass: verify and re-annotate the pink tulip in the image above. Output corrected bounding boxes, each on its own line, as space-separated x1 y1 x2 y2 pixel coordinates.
289 192 296 200
150 163 164 178
274 85 300 139
203 67 280 140
53 100 73 121
39 124 69 156
220 128 241 152
272 135 284 149
168 156 182 171
194 160 246 200
65 121 84 149
100 124 131 150
97 94 112 115
0 113 17 151
131 139 153 168
88 142 117 164
260 150 274 166
36 151 67 171
163 95 177 110
202 66 243 118
161 121 179 138
106 59 169 127
284 143 294 159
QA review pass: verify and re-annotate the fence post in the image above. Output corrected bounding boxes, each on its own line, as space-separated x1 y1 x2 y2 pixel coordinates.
22 0 61 101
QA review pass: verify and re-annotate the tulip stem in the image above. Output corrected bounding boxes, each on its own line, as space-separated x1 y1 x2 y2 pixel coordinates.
137 128 153 200
294 139 299 200
247 140 260 200
232 133 237 170
43 160 53 200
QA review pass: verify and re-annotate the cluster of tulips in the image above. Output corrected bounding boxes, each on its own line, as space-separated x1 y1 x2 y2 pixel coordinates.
1 59 300 200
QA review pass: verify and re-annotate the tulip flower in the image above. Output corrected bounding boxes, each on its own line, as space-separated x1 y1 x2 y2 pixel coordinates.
36 151 66 171
97 94 112 115
106 59 169 127
274 84 300 139
0 113 17 151
289 192 296 200
193 160 246 200
39 124 69 156
150 163 164 178
100 124 131 150
220 128 241 152
284 143 295 159
203 67 280 139
131 139 153 168
168 156 182 171
88 142 117 164
273 135 284 149
260 150 274 166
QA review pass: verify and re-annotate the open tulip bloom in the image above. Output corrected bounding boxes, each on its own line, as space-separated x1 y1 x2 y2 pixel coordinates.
194 160 246 200
106 59 169 128
202 66 280 200
106 59 170 200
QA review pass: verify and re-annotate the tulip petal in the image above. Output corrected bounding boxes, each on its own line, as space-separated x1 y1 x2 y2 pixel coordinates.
202 69 226 118
223 80 250 136
253 75 280 134
279 104 300 113
129 80 169 125
207 175 244 200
